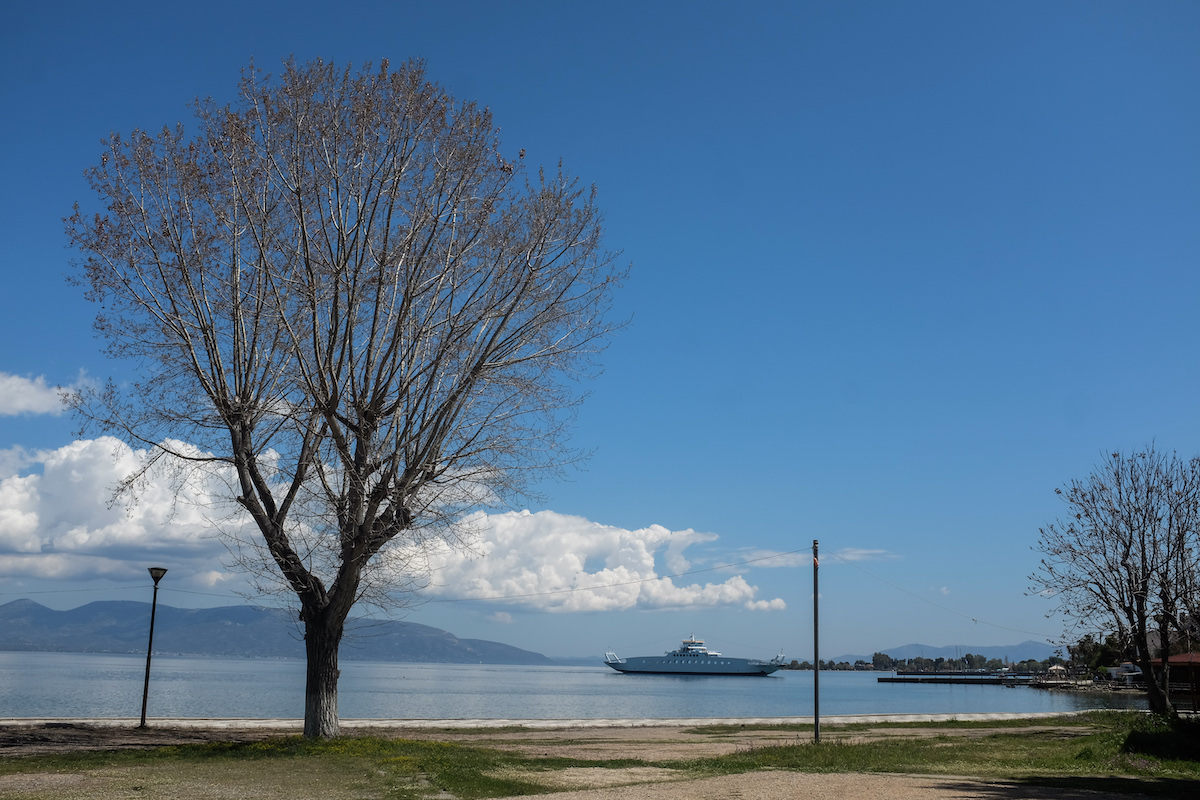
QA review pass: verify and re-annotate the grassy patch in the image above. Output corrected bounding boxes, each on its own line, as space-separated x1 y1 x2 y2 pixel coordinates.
682 712 1099 736
670 713 1200 796
0 737 558 799
1 713 1198 799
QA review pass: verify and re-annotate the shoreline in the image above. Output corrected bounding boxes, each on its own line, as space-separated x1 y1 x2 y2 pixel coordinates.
1 710 1097 731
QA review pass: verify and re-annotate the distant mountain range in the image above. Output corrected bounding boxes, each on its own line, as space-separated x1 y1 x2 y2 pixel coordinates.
1 599 1056 666
0 599 580 665
830 640 1058 664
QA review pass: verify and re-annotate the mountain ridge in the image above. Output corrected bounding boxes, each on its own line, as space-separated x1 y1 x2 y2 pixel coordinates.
0 599 565 665
1 599 1058 665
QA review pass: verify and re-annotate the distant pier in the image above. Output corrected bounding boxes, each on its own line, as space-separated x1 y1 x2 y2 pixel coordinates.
878 674 1030 686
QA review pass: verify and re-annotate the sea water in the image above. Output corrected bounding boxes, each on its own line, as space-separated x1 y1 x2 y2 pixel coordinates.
1 652 1147 719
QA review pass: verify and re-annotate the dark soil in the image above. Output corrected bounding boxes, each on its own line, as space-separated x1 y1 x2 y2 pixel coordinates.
0 722 289 758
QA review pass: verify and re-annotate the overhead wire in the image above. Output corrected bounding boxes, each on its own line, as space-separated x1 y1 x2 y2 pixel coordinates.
423 546 814 603
821 548 1054 639
3 541 1056 641
0 584 252 603
0 583 145 598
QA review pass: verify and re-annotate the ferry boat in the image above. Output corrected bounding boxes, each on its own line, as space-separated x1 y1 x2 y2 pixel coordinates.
604 636 785 676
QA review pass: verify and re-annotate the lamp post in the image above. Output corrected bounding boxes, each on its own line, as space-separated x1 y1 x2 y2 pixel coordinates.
139 567 167 728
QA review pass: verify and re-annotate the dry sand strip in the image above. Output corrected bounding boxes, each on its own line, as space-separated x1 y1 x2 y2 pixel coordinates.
0 712 1095 758
489 771 1138 800
0 712 1096 760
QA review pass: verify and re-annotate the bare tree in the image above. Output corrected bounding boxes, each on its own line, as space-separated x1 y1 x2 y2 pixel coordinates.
1031 446 1200 717
66 58 625 737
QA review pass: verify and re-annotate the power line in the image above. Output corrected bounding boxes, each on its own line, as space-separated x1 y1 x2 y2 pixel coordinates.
822 549 1054 639
159 587 248 600
0 549 809 606
425 546 813 604
0 584 145 598
0 584 250 603
1 542 1057 641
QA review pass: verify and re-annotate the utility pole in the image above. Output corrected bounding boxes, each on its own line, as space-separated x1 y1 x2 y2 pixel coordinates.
813 539 820 744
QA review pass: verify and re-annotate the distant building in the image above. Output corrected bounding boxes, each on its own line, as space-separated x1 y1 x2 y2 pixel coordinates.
1103 662 1143 685
1154 653 1200 712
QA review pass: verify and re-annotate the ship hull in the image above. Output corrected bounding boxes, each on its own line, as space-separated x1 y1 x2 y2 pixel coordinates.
605 655 782 676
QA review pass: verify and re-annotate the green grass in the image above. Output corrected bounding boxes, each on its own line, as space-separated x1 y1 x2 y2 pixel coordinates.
0 737 575 800
681 712 1101 735
672 712 1200 798
0 736 655 800
1 712 1197 799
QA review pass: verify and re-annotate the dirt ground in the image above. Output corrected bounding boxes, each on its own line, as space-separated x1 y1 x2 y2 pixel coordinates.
389 721 1098 761
0 720 1169 799
0 719 1093 760
0 721 286 758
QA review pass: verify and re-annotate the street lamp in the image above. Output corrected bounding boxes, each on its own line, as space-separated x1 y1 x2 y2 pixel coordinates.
139 567 168 728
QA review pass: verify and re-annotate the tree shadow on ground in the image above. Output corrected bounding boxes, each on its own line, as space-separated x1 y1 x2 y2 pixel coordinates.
929 776 1200 799
1122 717 1200 761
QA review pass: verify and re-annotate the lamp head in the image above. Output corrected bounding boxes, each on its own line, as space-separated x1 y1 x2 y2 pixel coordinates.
147 567 168 585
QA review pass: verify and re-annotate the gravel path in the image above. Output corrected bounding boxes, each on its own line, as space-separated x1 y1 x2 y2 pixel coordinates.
492 771 1142 800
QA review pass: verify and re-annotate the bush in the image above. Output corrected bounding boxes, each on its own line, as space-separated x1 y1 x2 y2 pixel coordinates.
1122 715 1200 762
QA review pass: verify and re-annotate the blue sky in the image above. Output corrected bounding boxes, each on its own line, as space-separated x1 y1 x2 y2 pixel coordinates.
2 1 1199 661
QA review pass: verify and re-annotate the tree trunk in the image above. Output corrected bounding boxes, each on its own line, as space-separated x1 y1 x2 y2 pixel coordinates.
1135 632 1175 718
1142 659 1175 718
303 613 344 738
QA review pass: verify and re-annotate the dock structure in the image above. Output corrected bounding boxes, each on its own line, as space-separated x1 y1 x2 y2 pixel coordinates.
878 675 1029 685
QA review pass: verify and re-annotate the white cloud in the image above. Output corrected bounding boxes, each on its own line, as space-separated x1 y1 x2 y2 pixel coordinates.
0 372 88 416
0 436 251 587
0 474 41 552
745 598 787 611
412 509 786 613
737 546 898 568
0 439 788 614
837 547 900 562
194 570 234 588
0 446 35 478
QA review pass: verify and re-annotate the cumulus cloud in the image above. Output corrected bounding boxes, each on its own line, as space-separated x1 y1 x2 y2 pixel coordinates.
0 436 250 587
0 474 40 552
0 372 89 416
0 438 788 614
745 598 788 611
0 446 36 479
412 510 786 613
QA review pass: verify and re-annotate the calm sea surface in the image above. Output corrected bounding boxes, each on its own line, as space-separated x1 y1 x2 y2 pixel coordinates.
1 652 1147 719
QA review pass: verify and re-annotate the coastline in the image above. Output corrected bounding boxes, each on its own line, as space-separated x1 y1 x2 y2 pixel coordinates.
0 710 1097 730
